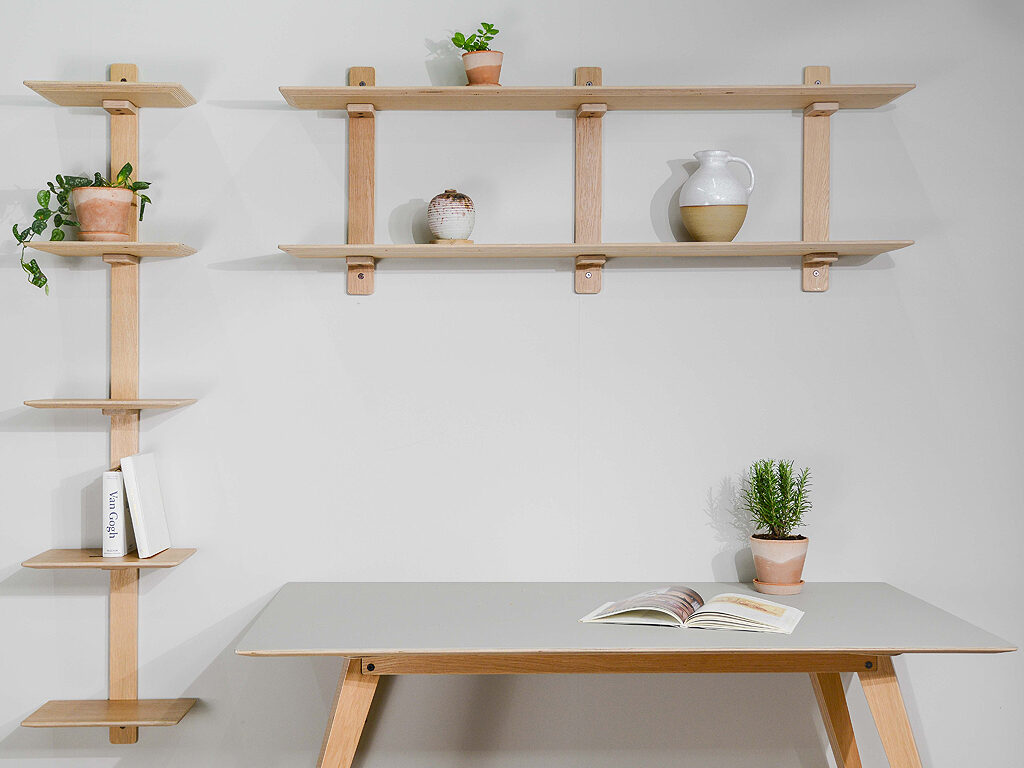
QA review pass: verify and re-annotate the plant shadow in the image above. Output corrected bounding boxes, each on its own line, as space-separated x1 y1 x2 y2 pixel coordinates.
705 475 756 581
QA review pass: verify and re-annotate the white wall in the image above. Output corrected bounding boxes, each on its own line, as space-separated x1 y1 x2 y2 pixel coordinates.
2 0 1021 765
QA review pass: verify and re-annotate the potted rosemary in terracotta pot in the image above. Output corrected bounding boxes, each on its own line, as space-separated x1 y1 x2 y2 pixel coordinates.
13 162 152 293
451 22 502 85
742 459 811 596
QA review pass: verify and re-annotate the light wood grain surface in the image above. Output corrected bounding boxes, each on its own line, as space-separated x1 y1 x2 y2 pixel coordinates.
27 242 195 259
24 398 196 410
281 241 912 260
24 80 196 108
235 582 1015 658
280 84 914 111
22 548 196 569
22 698 197 727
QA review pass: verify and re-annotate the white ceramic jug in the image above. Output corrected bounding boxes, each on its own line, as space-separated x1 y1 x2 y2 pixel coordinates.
678 150 755 241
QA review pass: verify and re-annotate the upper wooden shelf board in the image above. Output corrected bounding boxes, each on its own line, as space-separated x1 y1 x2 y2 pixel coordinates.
23 548 196 570
28 242 196 259
22 698 197 728
24 80 196 108
24 398 197 411
280 84 914 112
281 240 913 260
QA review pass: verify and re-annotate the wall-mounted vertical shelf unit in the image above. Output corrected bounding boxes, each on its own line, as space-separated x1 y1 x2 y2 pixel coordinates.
278 66 914 295
19 64 198 744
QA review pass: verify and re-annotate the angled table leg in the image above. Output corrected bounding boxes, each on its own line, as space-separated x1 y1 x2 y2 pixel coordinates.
810 672 863 768
858 656 923 768
317 658 378 768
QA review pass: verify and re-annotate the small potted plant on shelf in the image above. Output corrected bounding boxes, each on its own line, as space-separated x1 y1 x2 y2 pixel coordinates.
13 162 152 293
742 458 811 595
451 22 502 85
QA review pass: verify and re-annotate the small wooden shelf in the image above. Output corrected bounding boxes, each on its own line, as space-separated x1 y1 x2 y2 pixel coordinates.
25 80 196 108
280 84 913 112
22 698 197 728
23 548 196 570
24 398 196 411
28 242 196 259
281 240 913 260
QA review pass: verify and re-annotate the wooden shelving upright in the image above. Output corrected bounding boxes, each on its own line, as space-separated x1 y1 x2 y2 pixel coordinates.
20 64 198 744
278 66 913 295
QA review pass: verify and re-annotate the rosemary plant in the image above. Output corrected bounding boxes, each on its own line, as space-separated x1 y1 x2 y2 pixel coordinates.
741 459 811 539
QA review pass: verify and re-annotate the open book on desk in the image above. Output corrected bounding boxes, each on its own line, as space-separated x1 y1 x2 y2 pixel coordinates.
580 585 804 634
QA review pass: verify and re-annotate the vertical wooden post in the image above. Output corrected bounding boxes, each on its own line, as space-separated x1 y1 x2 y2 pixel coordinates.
810 672 863 768
317 658 379 768
107 62 140 745
802 65 835 292
858 656 924 768
574 67 606 294
347 67 375 295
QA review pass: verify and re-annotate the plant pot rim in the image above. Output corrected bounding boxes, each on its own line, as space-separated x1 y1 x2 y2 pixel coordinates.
71 186 133 195
462 49 503 56
750 534 809 542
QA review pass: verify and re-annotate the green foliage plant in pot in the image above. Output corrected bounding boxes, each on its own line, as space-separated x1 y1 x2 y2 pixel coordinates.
13 163 152 293
451 22 503 85
742 459 811 595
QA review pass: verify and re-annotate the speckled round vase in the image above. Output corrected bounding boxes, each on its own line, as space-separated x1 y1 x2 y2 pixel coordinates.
71 187 134 242
462 50 503 86
749 535 808 594
427 189 475 242
679 150 755 242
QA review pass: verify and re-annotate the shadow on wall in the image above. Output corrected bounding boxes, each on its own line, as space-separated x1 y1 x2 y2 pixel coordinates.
706 475 756 581
425 37 466 86
388 199 432 244
650 159 699 243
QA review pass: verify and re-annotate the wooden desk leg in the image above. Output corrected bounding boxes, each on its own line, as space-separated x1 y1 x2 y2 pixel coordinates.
810 672 863 768
858 656 924 768
317 658 378 768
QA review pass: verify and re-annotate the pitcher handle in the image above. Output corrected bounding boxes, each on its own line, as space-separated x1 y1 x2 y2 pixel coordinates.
728 155 755 197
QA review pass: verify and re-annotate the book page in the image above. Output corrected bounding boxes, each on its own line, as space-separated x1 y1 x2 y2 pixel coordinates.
580 586 705 627
684 593 804 633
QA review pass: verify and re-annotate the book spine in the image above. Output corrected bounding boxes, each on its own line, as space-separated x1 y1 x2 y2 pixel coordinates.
102 471 127 557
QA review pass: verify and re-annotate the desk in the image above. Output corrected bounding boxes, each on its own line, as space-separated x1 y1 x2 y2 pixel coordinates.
236 582 1014 768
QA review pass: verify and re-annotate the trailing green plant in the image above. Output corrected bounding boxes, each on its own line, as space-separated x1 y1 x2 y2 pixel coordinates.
13 162 152 294
451 22 500 53
741 458 811 539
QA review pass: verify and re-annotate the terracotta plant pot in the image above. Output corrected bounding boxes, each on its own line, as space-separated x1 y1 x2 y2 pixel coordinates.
463 50 503 86
749 534 808 595
71 187 134 242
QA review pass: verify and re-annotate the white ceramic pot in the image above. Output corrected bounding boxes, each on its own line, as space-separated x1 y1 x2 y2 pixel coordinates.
462 50 503 86
678 150 755 242
427 189 475 241
71 187 134 241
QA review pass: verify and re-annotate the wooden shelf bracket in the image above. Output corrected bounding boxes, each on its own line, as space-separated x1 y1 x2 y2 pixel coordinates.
574 67 605 294
347 67 376 295
802 66 837 292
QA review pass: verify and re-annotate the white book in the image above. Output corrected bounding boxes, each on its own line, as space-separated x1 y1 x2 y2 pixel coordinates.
101 471 135 557
121 453 171 558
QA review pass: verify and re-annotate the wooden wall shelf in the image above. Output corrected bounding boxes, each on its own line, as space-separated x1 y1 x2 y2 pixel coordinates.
24 399 196 411
281 66 913 294
28 242 196 259
24 80 195 108
281 240 912 261
21 64 199 744
23 548 196 570
280 83 913 111
22 698 197 728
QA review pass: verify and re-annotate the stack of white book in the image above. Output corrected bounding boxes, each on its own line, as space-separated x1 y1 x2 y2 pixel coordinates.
102 453 172 559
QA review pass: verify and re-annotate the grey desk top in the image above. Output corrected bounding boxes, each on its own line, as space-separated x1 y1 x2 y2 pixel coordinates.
235 582 1016 657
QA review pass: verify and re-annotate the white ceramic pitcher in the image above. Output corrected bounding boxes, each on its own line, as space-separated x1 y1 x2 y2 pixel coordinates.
678 150 755 241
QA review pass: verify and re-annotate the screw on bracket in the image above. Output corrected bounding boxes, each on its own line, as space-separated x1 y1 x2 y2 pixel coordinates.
366 663 375 671
120 78 128 82
865 661 874 669
586 81 593 86
815 80 821 85
358 272 365 279
585 271 593 279
812 269 821 277
359 81 366 86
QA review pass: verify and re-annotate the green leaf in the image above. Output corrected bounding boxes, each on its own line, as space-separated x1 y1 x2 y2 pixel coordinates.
37 189 51 207
33 208 51 221
452 32 465 45
50 228 65 241
130 181 150 191
93 172 107 187
116 162 132 184
53 214 63 226
13 224 24 242
19 227 32 241
30 219 47 235
466 33 477 44
63 175 91 189
63 219 78 228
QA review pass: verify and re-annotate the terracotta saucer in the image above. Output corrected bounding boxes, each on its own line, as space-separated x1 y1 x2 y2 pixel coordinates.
752 578 804 596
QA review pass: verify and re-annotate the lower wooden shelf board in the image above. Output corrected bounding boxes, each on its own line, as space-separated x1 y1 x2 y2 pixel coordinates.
280 240 913 260
24 398 196 411
22 548 196 570
22 698 197 728
27 241 196 259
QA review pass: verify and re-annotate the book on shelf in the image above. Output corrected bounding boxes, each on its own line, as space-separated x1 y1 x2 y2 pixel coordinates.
101 470 135 557
120 453 171 558
580 585 804 634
